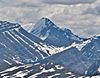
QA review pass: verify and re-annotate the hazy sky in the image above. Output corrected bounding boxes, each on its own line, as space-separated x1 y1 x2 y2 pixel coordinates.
0 0 100 38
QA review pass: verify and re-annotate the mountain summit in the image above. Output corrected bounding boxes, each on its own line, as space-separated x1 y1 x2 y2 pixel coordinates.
31 18 84 47
31 17 56 40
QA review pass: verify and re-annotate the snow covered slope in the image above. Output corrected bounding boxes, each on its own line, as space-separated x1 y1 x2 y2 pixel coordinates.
0 63 81 78
1 47 100 78
0 21 50 71
31 17 84 47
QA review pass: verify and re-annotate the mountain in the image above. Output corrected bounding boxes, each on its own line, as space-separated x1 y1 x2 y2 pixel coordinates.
0 19 100 78
31 17 85 47
2 36 100 78
1 47 100 78
0 20 80 72
0 21 51 71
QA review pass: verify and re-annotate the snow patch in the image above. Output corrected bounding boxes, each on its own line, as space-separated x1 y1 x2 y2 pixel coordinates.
55 65 64 70
11 71 28 78
40 30 50 40
48 73 61 78
23 23 35 32
97 67 100 72
0 66 20 73
29 68 55 78
74 40 91 51
3 59 12 65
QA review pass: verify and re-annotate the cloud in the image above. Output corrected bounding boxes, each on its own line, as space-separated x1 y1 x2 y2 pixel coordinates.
0 0 45 24
41 0 96 5
0 0 44 7
0 0 100 38
83 5 100 15
82 0 100 15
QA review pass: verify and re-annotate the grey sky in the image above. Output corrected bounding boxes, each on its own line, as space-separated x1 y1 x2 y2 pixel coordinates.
0 0 100 38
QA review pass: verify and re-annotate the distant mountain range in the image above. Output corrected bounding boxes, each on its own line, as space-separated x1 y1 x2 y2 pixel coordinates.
0 18 100 78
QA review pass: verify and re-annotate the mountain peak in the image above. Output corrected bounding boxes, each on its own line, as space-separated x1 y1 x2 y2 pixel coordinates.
31 18 84 46
37 17 56 28
0 21 21 32
31 18 57 40
41 17 49 20
0 21 20 26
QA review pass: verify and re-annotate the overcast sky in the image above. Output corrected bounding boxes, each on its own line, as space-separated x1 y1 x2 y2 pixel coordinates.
0 0 100 38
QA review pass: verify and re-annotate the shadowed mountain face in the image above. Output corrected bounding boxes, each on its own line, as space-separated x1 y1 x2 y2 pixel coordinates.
35 47 100 76
81 36 100 61
31 18 84 47
0 21 49 71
